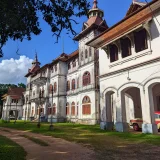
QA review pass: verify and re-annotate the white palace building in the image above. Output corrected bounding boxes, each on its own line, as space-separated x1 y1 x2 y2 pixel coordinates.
23 0 160 134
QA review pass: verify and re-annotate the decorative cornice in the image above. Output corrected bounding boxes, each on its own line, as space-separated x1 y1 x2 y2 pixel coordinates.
100 56 160 79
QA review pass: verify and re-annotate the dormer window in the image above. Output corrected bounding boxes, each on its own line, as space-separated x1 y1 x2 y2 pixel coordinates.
54 82 57 93
85 49 88 58
55 64 57 72
81 51 84 60
72 59 76 68
89 47 92 57
52 66 54 73
134 28 148 53
120 37 132 58
68 63 71 70
109 44 119 63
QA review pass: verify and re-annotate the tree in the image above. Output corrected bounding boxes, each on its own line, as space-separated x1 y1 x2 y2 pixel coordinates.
0 0 90 56
18 83 26 89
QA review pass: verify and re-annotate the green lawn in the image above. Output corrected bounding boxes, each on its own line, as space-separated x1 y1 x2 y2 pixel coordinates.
0 134 26 160
1 120 160 159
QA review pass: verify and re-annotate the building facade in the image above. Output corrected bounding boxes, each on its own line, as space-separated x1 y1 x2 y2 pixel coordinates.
23 0 108 124
87 0 160 133
23 0 160 134
2 87 25 121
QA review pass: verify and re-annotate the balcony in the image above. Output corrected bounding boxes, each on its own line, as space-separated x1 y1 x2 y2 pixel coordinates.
29 94 47 103
67 83 96 96
31 73 47 85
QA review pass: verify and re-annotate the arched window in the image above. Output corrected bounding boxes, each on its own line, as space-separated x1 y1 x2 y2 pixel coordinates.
120 37 132 58
47 103 52 115
54 82 57 93
42 87 44 97
85 49 88 58
53 103 56 115
68 63 71 70
81 51 83 60
89 47 92 57
72 79 75 90
49 84 53 94
83 72 91 86
77 77 79 89
71 102 75 115
66 103 70 115
109 44 118 63
31 107 34 116
134 28 148 53
66 81 70 91
77 102 79 116
82 96 91 115
39 89 41 97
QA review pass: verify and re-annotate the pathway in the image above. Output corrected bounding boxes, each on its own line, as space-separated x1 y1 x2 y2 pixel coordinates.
0 127 96 160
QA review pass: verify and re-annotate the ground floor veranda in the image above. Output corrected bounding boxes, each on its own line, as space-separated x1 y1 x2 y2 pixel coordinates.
22 91 100 124
100 77 160 134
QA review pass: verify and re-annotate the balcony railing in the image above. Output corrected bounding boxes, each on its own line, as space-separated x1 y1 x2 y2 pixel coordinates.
29 94 47 102
31 73 47 85
67 83 96 95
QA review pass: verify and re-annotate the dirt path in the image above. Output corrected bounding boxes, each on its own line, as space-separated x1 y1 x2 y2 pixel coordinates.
0 127 96 160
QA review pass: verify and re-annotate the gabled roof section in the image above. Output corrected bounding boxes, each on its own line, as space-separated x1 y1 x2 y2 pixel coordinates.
74 0 108 41
7 87 25 99
86 16 107 29
67 50 79 61
86 0 159 49
126 0 146 16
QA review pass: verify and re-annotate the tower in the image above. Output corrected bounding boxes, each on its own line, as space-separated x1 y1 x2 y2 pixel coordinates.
74 0 108 66
30 52 41 73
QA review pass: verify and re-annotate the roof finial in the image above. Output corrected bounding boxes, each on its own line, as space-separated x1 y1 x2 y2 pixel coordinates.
35 50 38 62
133 0 138 3
93 0 98 9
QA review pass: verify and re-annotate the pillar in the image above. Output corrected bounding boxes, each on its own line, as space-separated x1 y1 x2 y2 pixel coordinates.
141 87 158 134
115 91 129 132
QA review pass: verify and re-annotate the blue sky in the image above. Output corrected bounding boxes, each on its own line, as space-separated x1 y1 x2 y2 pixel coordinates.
0 0 151 84
0 0 136 65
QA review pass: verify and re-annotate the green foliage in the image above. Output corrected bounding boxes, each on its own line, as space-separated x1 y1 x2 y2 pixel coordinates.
0 135 26 160
0 0 90 54
18 83 26 89
1 122 160 159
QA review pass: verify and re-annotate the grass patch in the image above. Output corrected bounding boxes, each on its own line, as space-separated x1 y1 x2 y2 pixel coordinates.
20 134 49 146
1 121 160 159
0 135 26 160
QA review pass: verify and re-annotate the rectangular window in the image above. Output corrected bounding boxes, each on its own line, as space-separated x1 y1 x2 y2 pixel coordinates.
82 105 91 115
66 107 69 115
71 106 75 115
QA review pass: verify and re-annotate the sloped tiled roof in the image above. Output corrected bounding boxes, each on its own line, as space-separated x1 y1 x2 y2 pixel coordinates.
8 87 25 97
68 50 79 59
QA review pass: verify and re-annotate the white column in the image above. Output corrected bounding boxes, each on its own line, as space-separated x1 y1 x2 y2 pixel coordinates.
115 91 129 132
141 87 158 134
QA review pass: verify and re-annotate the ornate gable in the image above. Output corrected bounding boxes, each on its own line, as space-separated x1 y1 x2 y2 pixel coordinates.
126 1 146 17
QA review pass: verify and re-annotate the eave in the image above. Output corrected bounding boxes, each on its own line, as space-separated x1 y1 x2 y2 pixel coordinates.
73 23 107 41
86 0 159 48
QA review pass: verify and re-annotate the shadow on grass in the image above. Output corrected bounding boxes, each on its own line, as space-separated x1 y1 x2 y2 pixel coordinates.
0 135 26 160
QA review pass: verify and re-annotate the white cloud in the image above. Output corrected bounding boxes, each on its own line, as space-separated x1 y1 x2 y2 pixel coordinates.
0 56 33 84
